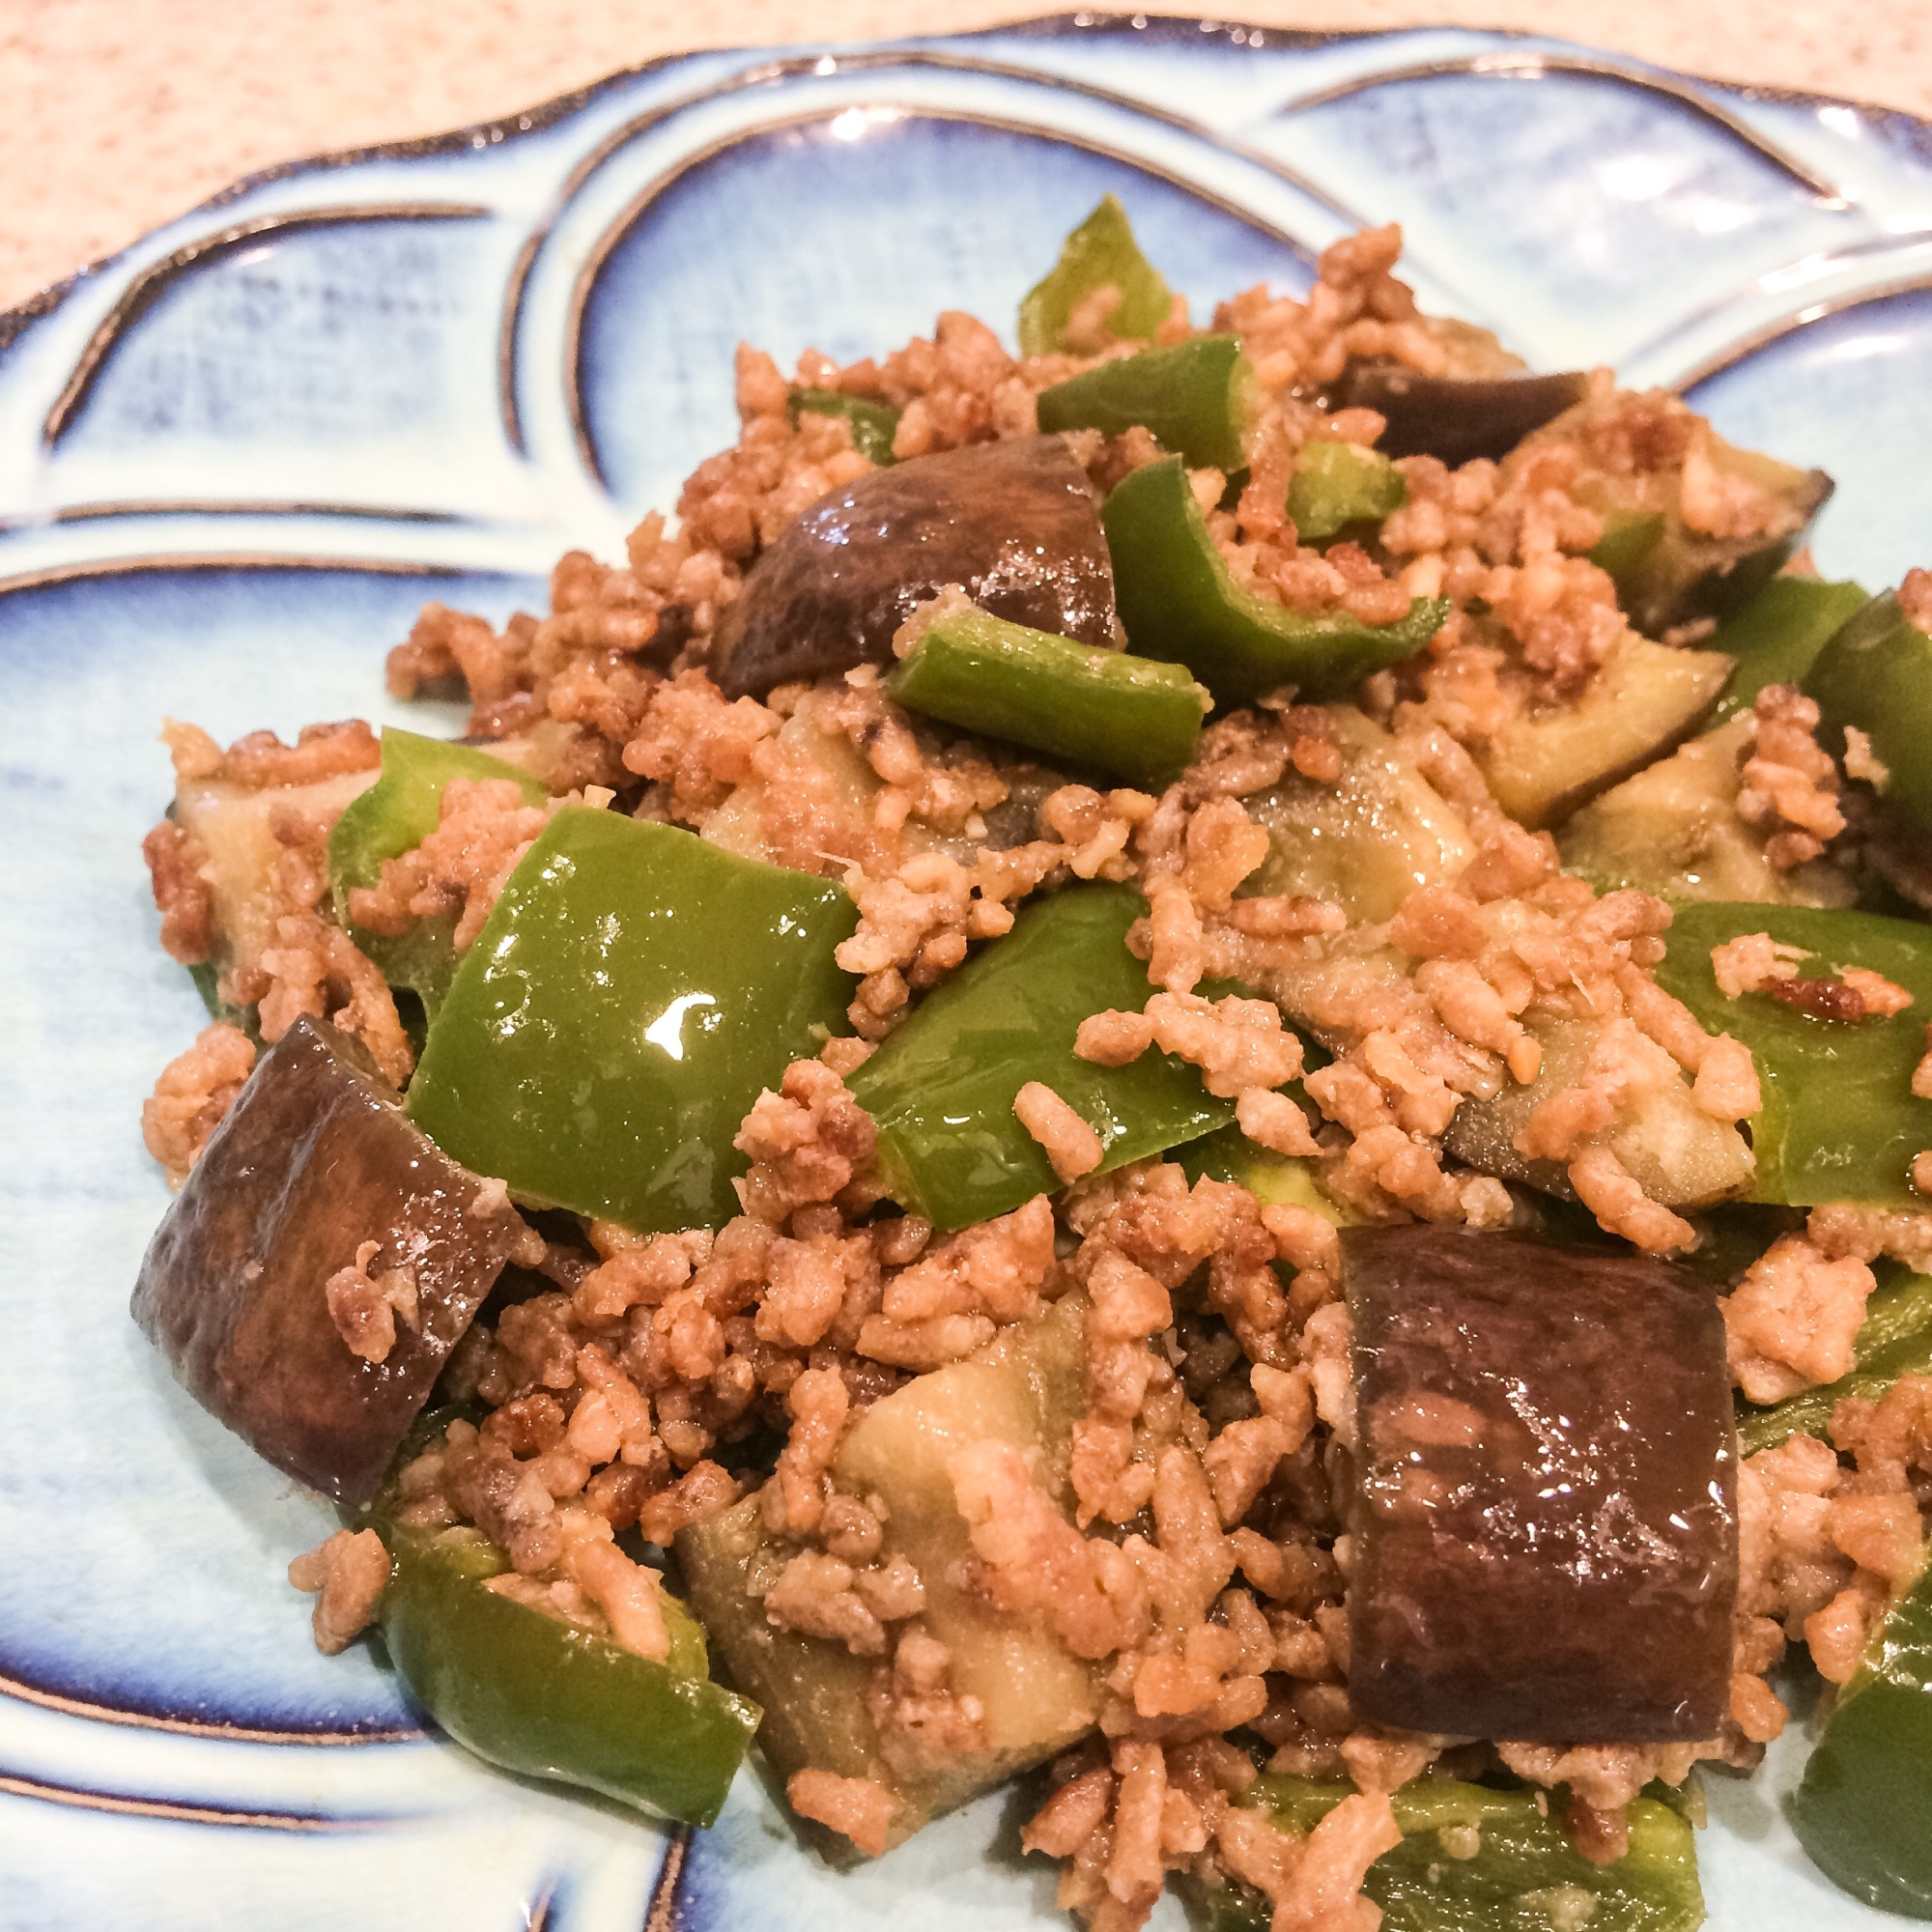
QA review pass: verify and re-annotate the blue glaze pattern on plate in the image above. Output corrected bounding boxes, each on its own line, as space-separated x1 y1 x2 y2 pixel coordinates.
4 14 1931 1927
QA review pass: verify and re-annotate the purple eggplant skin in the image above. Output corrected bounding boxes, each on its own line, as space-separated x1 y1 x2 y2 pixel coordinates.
1329 366 1590 468
1343 1226 1737 1744
131 1014 523 1505
710 434 1119 699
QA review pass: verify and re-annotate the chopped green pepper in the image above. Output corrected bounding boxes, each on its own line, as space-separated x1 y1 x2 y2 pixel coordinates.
846 883 1234 1230
1587 510 1665 588
884 602 1206 787
327 727 549 1014
1790 1565 1932 1919
1739 1263 1932 1455
1287 439 1407 544
788 388 900 466
409 808 858 1231
1706 575 1870 725
1178 1122 1356 1226
1653 902 1932 1209
1805 589 1932 836
362 1463 758 1828
1191 1776 1704 1932
1018 193 1175 357
1035 336 1254 471
1102 456 1449 704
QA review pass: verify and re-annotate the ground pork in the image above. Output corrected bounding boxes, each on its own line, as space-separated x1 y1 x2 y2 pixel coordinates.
1015 1081 1106 1182
288 1527 388 1655
226 910 412 1088
787 1769 898 1858
1737 684 1845 869
1739 1430 1928 1689
1836 1373 1932 1501
1723 1236 1870 1406
1810 1203 1932 1274
348 777 556 952
162 717 381 790
141 819 215 964
1898 566 1932 635
322 1236 419 1365
734 1057 878 1222
140 1022 255 1186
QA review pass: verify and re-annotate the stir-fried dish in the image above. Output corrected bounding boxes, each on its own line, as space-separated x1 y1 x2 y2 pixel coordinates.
133 199 1932 1930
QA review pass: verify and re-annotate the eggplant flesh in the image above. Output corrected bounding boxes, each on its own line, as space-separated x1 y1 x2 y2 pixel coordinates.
710 434 1118 699
131 1014 523 1504
1330 364 1590 468
1344 1226 1737 1744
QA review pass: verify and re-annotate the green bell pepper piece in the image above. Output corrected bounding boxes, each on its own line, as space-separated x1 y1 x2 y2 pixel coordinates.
1805 589 1932 836
327 727 550 1014
1193 1776 1703 1932
1103 456 1449 704
1287 439 1407 544
1587 510 1666 589
846 883 1235 1230
1177 1122 1356 1225
1653 902 1932 1209
366 1508 758 1828
884 603 1207 787
1035 336 1254 471
1790 1565 1932 1919
409 808 858 1231
788 388 900 466
1706 575 1869 726
1019 193 1175 357
1740 1263 1932 1455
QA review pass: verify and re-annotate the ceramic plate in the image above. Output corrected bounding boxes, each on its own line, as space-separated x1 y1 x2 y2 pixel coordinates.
5 14 1931 1928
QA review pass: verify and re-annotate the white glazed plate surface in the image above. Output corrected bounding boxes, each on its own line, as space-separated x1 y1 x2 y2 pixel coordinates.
5 15 1932 1928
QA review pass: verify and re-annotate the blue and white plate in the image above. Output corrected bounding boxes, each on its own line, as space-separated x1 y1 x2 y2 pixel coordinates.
4 15 1930 1928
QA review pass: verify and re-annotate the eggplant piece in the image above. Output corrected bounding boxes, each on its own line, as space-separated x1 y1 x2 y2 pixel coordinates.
1472 633 1733 831
1515 389 1832 638
1344 1226 1738 1743
174 764 379 980
1329 364 1589 467
711 435 1118 699
131 1014 523 1504
676 1293 1099 1857
1558 714 1855 909
1441 1012 1755 1212
1241 705 1478 925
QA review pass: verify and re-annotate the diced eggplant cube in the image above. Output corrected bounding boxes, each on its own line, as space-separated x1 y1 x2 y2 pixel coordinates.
1343 1226 1737 1743
131 1014 523 1504
710 434 1118 698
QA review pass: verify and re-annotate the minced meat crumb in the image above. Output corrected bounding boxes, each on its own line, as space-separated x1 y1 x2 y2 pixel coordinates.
1014 1081 1105 1182
141 1023 255 1187
786 1769 896 1857
288 1527 388 1655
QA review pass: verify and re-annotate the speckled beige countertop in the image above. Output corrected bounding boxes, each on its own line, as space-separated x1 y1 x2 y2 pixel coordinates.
5 0 1929 315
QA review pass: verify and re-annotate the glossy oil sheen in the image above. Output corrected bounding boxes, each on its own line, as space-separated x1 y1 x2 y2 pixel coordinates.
408 809 858 1231
709 434 1117 699
1345 1225 1738 1743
